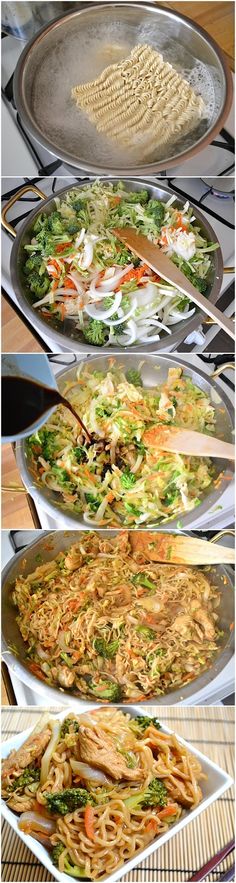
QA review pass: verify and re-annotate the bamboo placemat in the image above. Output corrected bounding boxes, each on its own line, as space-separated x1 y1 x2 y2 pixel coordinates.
1 706 235 883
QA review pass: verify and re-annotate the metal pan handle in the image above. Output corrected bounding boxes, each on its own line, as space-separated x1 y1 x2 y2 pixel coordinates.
210 363 235 378
1 183 46 238
210 530 235 544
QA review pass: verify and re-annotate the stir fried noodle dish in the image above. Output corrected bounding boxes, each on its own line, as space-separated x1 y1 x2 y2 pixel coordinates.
2 709 206 879
12 532 220 702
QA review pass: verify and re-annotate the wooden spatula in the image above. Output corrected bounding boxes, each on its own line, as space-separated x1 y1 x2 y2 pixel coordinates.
114 227 235 341
142 425 235 459
130 532 235 565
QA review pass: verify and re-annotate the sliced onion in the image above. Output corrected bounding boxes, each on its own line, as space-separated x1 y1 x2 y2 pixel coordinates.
116 319 137 346
104 297 138 326
33 294 53 309
98 264 133 291
85 291 122 320
138 317 172 335
75 228 85 248
67 271 85 294
70 759 109 783
138 330 161 343
78 240 93 270
169 307 196 320
88 264 133 297
40 720 61 785
19 812 56 835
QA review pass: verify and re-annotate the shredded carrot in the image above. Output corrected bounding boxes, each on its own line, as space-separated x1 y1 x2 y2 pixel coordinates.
230 622 234 631
158 805 177 819
64 276 77 289
38 466 45 475
145 818 158 833
107 491 115 503
115 263 149 289
28 662 46 681
55 242 72 253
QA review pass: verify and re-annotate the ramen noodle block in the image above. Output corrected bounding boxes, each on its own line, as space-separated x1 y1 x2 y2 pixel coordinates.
72 44 205 156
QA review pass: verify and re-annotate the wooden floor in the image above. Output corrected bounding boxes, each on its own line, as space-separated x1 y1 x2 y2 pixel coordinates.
1 444 35 528
2 296 43 354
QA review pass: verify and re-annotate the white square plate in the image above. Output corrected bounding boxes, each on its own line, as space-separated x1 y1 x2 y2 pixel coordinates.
1 707 233 883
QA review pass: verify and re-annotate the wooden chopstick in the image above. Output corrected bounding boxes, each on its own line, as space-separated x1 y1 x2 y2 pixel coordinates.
188 840 235 881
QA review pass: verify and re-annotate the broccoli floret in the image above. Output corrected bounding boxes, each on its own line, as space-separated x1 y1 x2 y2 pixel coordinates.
132 572 156 592
136 625 156 641
125 777 167 810
85 493 101 512
146 199 165 231
9 763 40 793
28 272 50 298
172 257 209 294
37 429 59 462
67 221 80 235
124 502 141 517
125 369 143 387
60 718 80 738
120 468 136 489
33 213 48 234
93 638 119 658
51 844 88 878
130 716 161 735
46 787 94 815
95 404 113 418
83 319 109 347
90 679 122 701
124 190 149 204
51 466 76 494
24 254 44 275
47 212 65 235
73 445 88 463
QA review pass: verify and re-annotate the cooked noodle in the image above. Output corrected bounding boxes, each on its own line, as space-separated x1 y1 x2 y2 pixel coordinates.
12 532 220 702
2 708 205 880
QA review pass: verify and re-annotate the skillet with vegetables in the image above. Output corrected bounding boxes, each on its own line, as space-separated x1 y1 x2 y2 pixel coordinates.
23 180 218 347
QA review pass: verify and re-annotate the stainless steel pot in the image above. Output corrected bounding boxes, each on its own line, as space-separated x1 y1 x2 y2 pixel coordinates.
1 529 234 708
2 178 226 354
16 354 235 529
12 3 233 174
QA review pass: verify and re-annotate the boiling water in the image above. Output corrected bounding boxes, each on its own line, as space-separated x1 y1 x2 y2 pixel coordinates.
30 12 222 167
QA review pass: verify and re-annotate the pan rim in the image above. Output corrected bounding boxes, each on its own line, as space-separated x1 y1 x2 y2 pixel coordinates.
13 2 233 174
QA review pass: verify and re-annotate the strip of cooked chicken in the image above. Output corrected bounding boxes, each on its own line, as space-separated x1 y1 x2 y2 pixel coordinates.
79 725 144 781
2 724 51 784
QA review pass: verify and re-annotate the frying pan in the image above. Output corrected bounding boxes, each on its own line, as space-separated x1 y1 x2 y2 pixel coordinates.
1 529 234 707
2 178 225 353
15 354 235 529
13 3 233 174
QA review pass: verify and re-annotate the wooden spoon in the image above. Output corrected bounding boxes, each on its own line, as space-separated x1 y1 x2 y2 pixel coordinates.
114 227 235 340
142 425 235 459
130 532 235 565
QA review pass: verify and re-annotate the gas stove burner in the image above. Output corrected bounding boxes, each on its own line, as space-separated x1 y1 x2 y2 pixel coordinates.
201 177 235 199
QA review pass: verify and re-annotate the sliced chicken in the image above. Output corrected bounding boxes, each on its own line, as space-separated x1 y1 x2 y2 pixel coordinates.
64 543 83 571
2 723 51 784
191 603 215 641
79 725 144 781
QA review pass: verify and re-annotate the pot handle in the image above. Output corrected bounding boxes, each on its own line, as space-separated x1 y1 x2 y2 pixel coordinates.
1 183 47 238
210 362 235 378
209 530 235 544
